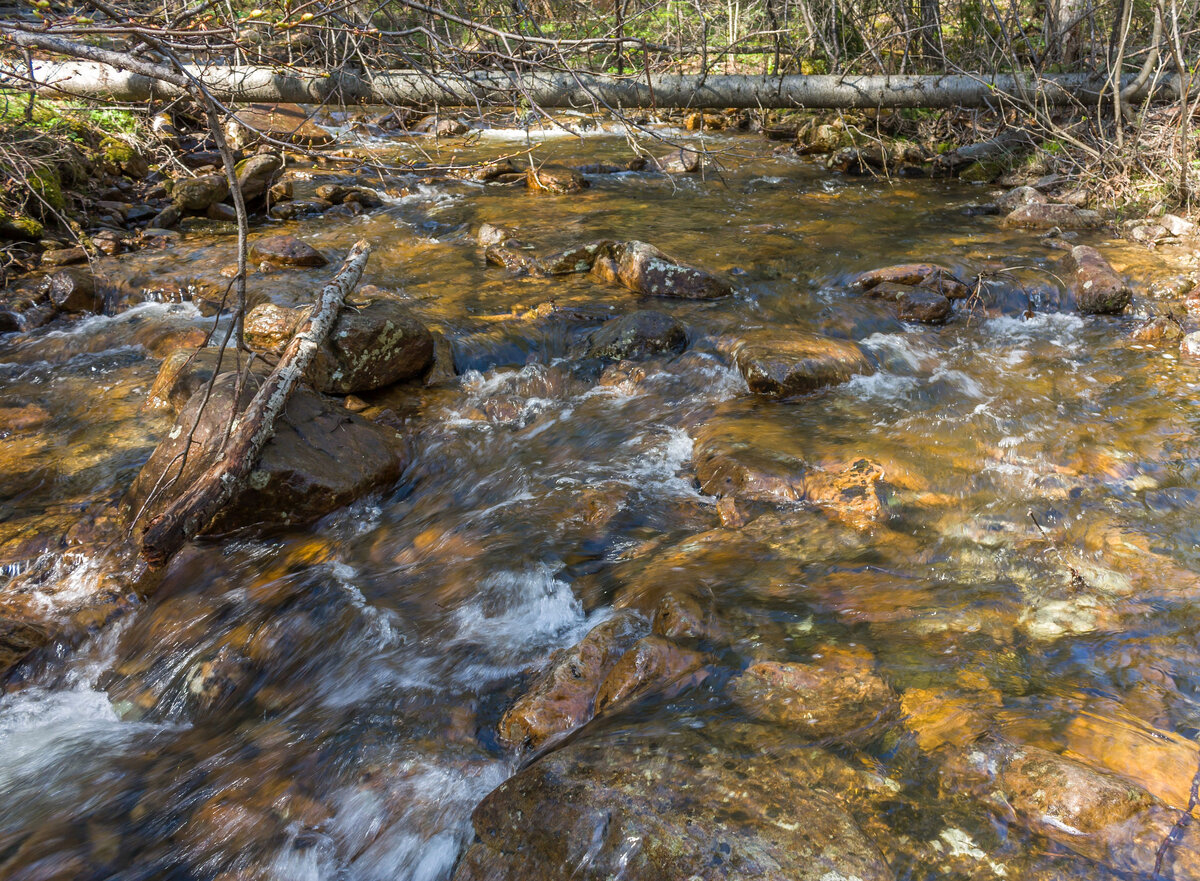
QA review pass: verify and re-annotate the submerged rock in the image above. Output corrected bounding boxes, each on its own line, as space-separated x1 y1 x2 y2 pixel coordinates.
127 373 406 534
730 643 899 744
538 241 612 275
45 266 103 314
249 235 328 268
593 635 709 713
455 722 896 881
1058 245 1131 314
734 332 871 397
591 241 732 299
585 310 687 361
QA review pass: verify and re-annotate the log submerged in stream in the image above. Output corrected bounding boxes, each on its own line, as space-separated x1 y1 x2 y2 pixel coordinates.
8 61 1185 109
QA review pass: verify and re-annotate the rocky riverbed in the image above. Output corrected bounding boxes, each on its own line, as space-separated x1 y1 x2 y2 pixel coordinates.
2 114 1200 881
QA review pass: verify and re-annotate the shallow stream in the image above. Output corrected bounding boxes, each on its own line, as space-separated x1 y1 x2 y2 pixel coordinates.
2 123 1200 880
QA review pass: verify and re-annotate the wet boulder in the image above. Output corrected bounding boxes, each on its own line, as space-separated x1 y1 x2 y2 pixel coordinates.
866 282 952 323
498 611 643 749
1182 332 1200 359
586 310 687 361
1002 202 1104 230
538 241 613 275
234 153 282 201
249 235 328 268
526 164 587 194
41 247 88 267
730 643 899 744
172 173 230 213
244 303 301 354
148 346 273 413
1131 315 1184 343
649 147 704 174
127 372 406 534
45 266 103 314
476 222 511 247
1059 245 1131 314
734 332 871 397
853 262 971 299
593 635 709 713
591 241 732 299
483 244 539 275
454 722 896 881
244 297 433 393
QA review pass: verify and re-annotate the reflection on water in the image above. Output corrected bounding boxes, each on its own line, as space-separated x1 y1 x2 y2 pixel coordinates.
2 127 1200 880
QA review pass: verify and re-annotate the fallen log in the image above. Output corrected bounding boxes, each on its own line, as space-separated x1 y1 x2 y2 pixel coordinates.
3 57 1185 109
139 239 371 567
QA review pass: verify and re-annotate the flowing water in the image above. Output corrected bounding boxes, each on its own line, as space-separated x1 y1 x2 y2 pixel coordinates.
2 122 1200 880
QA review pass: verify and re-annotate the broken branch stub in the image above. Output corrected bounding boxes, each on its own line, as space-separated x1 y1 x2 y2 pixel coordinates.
139 239 372 567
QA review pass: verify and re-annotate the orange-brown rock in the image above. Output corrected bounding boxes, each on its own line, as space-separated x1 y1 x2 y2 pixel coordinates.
594 635 709 712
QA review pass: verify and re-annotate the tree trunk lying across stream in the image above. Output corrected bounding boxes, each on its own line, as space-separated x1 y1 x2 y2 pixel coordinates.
7 61 1185 109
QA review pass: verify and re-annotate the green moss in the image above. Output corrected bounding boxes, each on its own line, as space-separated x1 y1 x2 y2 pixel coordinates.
0 210 44 241
959 159 1007 183
28 166 65 212
101 136 135 164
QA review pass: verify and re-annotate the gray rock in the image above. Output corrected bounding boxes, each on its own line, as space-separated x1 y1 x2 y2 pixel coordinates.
735 332 871 397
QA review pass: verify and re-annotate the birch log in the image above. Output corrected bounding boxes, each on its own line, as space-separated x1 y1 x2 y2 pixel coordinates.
5 59 1184 109
140 240 371 567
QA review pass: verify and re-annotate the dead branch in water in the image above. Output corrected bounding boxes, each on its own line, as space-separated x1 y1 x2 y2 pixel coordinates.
139 239 371 568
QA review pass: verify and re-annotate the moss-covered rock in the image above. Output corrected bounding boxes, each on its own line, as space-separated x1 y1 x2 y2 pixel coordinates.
101 137 135 165
959 158 1008 183
28 165 65 213
0 210 44 241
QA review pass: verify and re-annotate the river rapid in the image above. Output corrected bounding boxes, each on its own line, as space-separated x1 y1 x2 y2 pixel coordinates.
2 120 1200 880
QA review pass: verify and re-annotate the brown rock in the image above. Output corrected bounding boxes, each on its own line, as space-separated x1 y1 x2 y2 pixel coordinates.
651 589 719 640
249 235 328 267
586 310 687 361
498 611 643 748
802 458 889 529
455 721 896 881
730 643 899 744
41 247 88 267
46 266 103 313
235 154 282 201
172 173 230 213
301 297 434 393
649 147 704 173
484 244 539 274
853 262 971 299
244 303 302 354
996 185 1046 212
1131 315 1184 343
735 332 871 397
594 635 708 712
1059 245 1131 314
147 347 274 413
1002 202 1104 230
592 241 732 299
526 164 587 194
538 241 613 275
234 103 334 146
127 373 406 533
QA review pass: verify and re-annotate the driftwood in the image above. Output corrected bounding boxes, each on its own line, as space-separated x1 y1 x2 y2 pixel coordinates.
3 55 1186 110
139 240 371 567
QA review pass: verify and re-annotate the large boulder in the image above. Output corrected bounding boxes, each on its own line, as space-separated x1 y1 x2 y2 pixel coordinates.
734 332 871 397
649 147 704 173
172 173 230 213
243 297 434 393
729 643 900 744
45 266 103 314
127 373 405 534
454 722 896 881
1058 245 1131 314
586 310 687 361
591 241 732 299
249 235 328 268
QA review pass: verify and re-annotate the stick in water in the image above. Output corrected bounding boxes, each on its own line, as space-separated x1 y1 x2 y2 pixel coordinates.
140 240 372 567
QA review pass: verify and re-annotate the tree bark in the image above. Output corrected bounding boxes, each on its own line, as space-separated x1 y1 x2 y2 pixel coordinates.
5 60 1184 109
139 240 371 567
